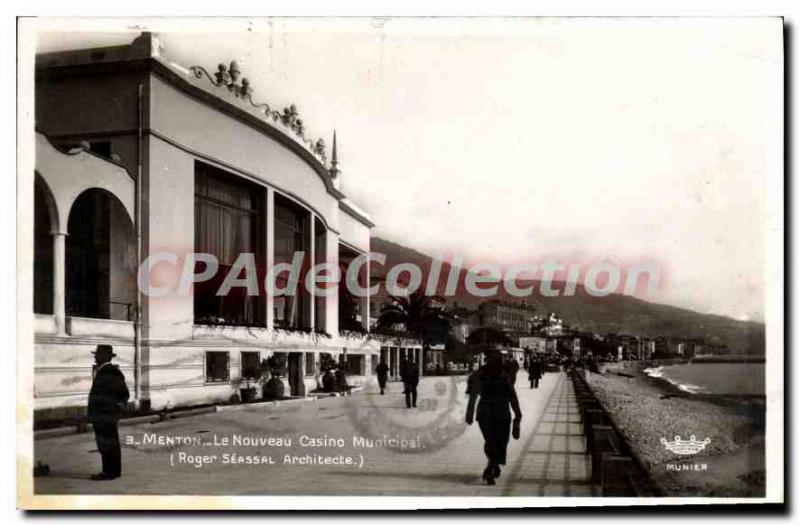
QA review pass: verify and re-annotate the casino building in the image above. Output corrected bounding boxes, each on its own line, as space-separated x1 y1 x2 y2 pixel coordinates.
32 33 382 422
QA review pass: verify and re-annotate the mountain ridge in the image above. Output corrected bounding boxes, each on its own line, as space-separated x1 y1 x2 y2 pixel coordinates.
370 236 765 355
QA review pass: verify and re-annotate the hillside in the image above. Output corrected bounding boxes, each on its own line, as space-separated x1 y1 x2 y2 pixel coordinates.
370 237 765 355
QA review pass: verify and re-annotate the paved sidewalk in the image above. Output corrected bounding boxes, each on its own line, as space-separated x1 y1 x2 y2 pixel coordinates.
33 371 592 496
502 372 595 496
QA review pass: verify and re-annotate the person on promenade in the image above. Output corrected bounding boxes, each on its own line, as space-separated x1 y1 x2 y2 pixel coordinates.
335 364 349 395
376 360 389 395
466 348 522 485
562 355 574 373
87 344 129 481
589 354 600 374
401 359 419 408
504 355 520 385
528 356 543 389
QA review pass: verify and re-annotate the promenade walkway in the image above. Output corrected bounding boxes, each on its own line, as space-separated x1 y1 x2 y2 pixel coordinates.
34 371 593 497
502 373 595 496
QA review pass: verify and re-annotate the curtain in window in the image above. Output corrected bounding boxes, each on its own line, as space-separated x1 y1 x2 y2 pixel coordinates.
194 163 264 326
273 197 308 328
195 196 254 265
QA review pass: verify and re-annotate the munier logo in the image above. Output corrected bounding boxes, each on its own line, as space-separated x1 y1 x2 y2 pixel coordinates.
660 435 711 455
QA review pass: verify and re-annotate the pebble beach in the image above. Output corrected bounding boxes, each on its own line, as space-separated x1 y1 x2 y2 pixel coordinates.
585 362 766 497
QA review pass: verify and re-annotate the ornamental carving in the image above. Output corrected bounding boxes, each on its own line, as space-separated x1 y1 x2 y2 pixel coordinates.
314 138 326 158
189 61 328 165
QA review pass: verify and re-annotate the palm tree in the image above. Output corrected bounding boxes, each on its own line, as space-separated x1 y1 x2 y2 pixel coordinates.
376 290 452 362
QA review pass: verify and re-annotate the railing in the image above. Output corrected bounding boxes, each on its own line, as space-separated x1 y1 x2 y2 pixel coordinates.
571 368 657 496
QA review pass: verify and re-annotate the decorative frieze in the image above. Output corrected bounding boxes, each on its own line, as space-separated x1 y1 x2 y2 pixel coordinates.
189 61 329 166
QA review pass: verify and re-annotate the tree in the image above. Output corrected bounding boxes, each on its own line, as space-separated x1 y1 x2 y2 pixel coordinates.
445 333 471 364
376 291 452 358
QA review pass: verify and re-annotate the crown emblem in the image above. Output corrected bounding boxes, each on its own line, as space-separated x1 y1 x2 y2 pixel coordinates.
660 435 711 455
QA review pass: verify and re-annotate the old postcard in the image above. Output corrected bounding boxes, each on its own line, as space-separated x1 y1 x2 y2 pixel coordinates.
16 16 784 509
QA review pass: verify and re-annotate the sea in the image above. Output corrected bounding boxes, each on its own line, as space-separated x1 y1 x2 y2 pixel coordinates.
643 362 766 396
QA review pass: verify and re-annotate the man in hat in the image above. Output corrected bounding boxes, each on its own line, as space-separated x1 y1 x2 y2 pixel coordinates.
400 359 419 408
87 344 129 480
375 359 389 395
528 356 543 389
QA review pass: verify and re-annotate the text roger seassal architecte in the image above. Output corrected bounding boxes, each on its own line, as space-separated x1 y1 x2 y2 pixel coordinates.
128 432 425 450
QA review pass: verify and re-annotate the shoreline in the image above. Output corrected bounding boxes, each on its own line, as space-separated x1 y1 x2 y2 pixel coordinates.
587 361 766 497
638 360 766 402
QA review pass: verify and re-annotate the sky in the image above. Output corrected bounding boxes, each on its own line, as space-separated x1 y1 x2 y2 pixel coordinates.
35 17 783 322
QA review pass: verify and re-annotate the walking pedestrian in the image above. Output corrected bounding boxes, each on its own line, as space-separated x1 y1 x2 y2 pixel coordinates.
335 366 349 395
401 359 419 408
87 344 129 481
376 360 389 395
528 356 543 389
466 348 522 485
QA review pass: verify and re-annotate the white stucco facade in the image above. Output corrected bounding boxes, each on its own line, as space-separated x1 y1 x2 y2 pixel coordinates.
32 33 383 421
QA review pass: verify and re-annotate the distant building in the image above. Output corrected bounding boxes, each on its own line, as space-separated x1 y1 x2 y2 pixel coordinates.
705 343 730 356
476 300 538 344
534 312 565 337
644 336 708 359
519 336 549 355
377 339 444 379
650 337 671 358
669 339 687 357
604 333 641 360
661 337 706 359
640 338 657 359
448 304 478 344
451 318 471 344
686 338 706 358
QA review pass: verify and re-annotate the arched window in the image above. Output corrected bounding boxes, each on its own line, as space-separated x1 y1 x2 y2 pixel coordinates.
33 176 56 314
66 189 136 320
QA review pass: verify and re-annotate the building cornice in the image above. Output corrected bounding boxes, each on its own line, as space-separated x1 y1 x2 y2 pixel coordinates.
150 58 347 199
339 199 376 228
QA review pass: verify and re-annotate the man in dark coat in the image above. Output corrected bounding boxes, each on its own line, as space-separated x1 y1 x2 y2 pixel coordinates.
87 344 129 480
528 357 543 389
400 360 419 408
375 360 389 395
465 349 523 485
